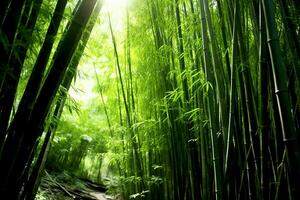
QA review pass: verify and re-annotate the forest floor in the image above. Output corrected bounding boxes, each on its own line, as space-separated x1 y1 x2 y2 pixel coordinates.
36 171 114 200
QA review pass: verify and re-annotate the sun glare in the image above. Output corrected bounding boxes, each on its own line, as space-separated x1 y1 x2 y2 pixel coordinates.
69 0 131 104
103 0 129 11
103 0 130 30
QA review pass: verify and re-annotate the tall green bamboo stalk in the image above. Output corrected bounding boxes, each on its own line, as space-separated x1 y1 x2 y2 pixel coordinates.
262 0 300 197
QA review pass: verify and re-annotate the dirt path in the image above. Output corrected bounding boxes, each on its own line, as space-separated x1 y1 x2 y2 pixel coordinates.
39 172 112 200
90 192 107 200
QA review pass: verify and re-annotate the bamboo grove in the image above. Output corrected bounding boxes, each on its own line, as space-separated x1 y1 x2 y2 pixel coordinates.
0 0 299 199
104 0 300 199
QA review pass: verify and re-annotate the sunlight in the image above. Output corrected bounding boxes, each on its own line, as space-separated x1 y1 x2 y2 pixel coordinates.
69 0 131 104
103 0 129 10
103 0 130 30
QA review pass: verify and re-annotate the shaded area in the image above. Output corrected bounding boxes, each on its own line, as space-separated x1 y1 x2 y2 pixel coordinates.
37 171 114 200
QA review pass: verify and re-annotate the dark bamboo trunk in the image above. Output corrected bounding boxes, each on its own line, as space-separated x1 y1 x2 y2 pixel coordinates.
0 0 98 197
0 0 26 90
0 0 43 148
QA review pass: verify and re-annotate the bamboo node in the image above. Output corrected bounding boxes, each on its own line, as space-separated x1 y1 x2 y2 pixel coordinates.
283 138 296 143
267 38 279 43
275 89 288 94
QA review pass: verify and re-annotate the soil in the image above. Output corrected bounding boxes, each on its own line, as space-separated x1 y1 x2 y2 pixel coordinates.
37 171 114 200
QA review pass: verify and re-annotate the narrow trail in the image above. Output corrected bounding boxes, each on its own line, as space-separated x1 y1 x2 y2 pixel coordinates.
90 192 108 200
39 171 113 200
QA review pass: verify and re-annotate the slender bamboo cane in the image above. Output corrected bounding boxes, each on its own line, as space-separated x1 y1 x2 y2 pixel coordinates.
0 0 26 90
199 0 223 199
262 0 300 197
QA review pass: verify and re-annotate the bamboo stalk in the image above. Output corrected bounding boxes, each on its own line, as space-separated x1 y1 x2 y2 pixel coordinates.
262 0 300 196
